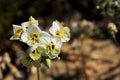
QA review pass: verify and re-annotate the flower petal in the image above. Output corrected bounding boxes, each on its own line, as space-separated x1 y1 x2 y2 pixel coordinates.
49 20 60 36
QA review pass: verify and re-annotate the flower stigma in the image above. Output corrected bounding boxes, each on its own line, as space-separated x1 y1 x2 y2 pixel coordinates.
47 42 55 51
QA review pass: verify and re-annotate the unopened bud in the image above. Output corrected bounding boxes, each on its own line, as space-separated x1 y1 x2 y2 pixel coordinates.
57 57 61 60
108 22 118 38
45 59 51 68
108 22 118 34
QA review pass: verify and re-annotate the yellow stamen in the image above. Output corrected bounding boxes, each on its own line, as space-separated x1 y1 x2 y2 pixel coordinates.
15 28 24 38
55 29 66 38
29 33 40 45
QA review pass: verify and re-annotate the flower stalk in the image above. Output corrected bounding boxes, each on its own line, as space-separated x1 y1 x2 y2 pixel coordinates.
37 67 40 80
0 68 3 80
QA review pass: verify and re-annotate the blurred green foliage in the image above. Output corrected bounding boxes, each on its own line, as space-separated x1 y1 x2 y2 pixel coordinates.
95 0 120 24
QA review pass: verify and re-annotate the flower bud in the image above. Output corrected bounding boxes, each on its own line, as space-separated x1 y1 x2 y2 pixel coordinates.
108 22 118 38
45 59 51 68
108 22 118 33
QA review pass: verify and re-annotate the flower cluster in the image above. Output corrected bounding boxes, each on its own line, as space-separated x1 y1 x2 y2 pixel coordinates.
10 16 70 68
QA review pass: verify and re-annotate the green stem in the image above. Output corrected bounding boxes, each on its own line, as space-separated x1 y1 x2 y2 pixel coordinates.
37 67 40 80
0 68 3 80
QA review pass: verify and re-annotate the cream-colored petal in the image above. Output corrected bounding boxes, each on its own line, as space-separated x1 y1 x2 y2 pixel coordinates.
10 36 19 40
21 16 38 29
61 36 70 42
52 37 62 47
53 20 60 29
49 21 60 35
20 32 28 43
64 27 70 32
49 26 57 36
11 24 25 40
21 22 29 28
13 24 22 33
40 31 50 37
27 25 41 35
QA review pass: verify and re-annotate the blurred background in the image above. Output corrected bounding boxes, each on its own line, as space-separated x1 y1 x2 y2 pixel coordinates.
0 0 120 80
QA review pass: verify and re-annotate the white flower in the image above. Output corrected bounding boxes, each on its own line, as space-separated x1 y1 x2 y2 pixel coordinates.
21 25 50 46
28 46 45 61
49 20 70 42
40 36 62 59
21 53 40 68
10 17 71 68
21 16 38 29
10 25 25 40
